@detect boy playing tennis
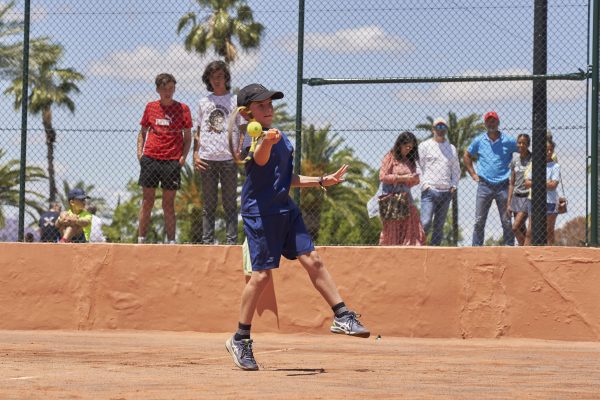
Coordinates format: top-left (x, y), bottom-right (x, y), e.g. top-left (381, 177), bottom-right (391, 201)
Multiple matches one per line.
top-left (225, 84), bottom-right (370, 371)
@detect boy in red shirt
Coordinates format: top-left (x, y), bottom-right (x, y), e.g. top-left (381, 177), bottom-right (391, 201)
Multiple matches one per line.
top-left (137, 73), bottom-right (192, 244)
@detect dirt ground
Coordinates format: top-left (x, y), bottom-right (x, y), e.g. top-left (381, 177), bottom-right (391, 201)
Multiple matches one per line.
top-left (1, 330), bottom-right (600, 400)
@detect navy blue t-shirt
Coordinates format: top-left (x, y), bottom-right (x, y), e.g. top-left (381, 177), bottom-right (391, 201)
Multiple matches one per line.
top-left (241, 132), bottom-right (298, 216)
top-left (39, 211), bottom-right (61, 242)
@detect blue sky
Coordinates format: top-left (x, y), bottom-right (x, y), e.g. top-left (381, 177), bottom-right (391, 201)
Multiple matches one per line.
top-left (0, 0), bottom-right (593, 244)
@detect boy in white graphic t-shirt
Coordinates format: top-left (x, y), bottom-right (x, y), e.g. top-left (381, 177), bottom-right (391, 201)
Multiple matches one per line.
top-left (193, 61), bottom-right (243, 244)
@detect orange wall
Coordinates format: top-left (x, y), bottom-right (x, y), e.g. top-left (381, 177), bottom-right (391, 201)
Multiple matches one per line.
top-left (1, 243), bottom-right (599, 341)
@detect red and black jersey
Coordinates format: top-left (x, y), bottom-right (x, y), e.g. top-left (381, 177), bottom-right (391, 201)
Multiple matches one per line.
top-left (140, 100), bottom-right (192, 160)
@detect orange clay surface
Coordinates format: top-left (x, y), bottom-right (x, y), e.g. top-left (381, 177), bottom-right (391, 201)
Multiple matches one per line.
top-left (2, 330), bottom-right (600, 399)
top-left (3, 243), bottom-right (600, 342)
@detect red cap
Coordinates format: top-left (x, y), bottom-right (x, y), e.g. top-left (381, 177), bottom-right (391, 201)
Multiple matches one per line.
top-left (483, 111), bottom-right (499, 122)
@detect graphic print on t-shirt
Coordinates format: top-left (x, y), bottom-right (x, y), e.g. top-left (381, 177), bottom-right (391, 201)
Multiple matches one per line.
top-left (207, 104), bottom-right (229, 134)
top-left (155, 115), bottom-right (171, 126)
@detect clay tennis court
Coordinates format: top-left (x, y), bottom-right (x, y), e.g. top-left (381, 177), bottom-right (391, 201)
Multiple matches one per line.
top-left (2, 330), bottom-right (600, 399)
top-left (2, 244), bottom-right (600, 398)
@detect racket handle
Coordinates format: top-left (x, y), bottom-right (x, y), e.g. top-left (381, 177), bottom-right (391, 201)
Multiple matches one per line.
top-left (244, 137), bottom-right (260, 162)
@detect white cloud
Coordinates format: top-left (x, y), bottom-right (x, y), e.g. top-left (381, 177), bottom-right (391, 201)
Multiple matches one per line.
top-left (280, 26), bottom-right (414, 54)
top-left (395, 68), bottom-right (586, 104)
top-left (88, 44), bottom-right (260, 92)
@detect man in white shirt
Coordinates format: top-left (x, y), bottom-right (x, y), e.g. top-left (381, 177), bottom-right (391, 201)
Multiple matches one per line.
top-left (418, 117), bottom-right (460, 245)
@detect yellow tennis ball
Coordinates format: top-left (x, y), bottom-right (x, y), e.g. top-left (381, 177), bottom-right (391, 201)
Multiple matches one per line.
top-left (247, 121), bottom-right (263, 138)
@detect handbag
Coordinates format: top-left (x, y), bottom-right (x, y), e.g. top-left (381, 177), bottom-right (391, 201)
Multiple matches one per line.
top-left (557, 176), bottom-right (567, 214)
top-left (557, 197), bottom-right (567, 214)
top-left (378, 192), bottom-right (410, 221)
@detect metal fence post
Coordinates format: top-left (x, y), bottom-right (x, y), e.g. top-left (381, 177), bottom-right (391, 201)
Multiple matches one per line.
top-left (293, 0), bottom-right (305, 205)
top-left (531, 0), bottom-right (548, 245)
top-left (591, 0), bottom-right (599, 246)
top-left (18, 0), bottom-right (31, 242)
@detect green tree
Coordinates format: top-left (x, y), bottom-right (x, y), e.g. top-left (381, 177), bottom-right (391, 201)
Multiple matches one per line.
top-left (5, 44), bottom-right (84, 203)
top-left (0, 149), bottom-right (47, 227)
top-left (299, 124), bottom-right (377, 243)
top-left (272, 103), bottom-right (295, 132)
top-left (176, 164), bottom-right (204, 243)
top-left (317, 167), bottom-right (381, 245)
top-left (416, 112), bottom-right (484, 245)
top-left (103, 180), bottom-right (164, 243)
top-left (484, 236), bottom-right (505, 246)
top-left (177, 0), bottom-right (264, 64)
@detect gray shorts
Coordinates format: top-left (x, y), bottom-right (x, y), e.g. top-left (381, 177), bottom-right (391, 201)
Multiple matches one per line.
top-left (510, 195), bottom-right (530, 213)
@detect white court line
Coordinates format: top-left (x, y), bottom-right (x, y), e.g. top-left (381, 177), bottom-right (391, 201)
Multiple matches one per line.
top-left (7, 376), bottom-right (38, 380)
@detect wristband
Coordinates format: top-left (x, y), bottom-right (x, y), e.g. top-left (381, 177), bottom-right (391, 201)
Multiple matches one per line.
top-left (318, 176), bottom-right (327, 192)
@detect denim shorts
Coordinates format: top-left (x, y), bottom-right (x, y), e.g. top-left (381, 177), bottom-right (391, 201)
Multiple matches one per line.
top-left (546, 202), bottom-right (558, 215)
top-left (527, 202), bottom-right (558, 215)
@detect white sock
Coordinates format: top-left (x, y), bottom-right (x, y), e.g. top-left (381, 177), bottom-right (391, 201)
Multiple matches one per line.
top-left (168, 240), bottom-right (176, 245)
top-left (137, 236), bottom-right (145, 244)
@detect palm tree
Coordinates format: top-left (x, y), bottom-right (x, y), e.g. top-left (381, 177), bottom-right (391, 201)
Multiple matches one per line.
top-left (416, 112), bottom-right (484, 245)
top-left (5, 44), bottom-right (84, 203)
top-left (0, 2), bottom-right (62, 77)
top-left (299, 124), bottom-right (376, 242)
top-left (177, 0), bottom-right (264, 64)
top-left (0, 149), bottom-right (47, 228)
top-left (317, 166), bottom-right (381, 245)
top-left (0, 1), bottom-right (23, 76)
top-left (272, 103), bottom-right (295, 133)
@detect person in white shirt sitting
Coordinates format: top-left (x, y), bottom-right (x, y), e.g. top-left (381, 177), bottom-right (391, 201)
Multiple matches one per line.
top-left (87, 205), bottom-right (106, 243)
top-left (418, 117), bottom-right (460, 245)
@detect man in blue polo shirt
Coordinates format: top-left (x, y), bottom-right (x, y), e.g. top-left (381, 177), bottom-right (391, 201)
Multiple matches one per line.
top-left (464, 111), bottom-right (517, 246)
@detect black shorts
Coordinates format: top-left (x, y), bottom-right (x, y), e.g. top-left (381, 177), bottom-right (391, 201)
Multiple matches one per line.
top-left (138, 155), bottom-right (181, 190)
top-left (71, 232), bottom-right (87, 243)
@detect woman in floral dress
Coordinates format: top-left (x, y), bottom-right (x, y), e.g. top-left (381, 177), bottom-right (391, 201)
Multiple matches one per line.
top-left (379, 131), bottom-right (426, 246)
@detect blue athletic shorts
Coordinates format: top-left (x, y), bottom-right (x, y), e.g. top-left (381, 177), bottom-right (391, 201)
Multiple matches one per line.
top-left (243, 207), bottom-right (315, 271)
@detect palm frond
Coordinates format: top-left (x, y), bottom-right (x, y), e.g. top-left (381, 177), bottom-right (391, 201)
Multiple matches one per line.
top-left (177, 12), bottom-right (197, 34)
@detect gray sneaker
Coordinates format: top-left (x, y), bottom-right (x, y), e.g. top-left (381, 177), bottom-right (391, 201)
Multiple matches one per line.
top-left (225, 336), bottom-right (259, 371)
top-left (330, 311), bottom-right (370, 338)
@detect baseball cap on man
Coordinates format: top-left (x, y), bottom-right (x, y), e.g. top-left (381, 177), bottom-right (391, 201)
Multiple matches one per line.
top-left (483, 111), bottom-right (500, 122)
top-left (237, 84), bottom-right (284, 108)
top-left (432, 117), bottom-right (448, 128)
top-left (68, 188), bottom-right (90, 200)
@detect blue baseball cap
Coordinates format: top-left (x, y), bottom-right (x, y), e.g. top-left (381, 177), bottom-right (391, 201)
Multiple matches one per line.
top-left (68, 188), bottom-right (90, 200)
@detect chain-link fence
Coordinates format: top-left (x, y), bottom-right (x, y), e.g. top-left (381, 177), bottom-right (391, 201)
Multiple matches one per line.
top-left (0, 0), bottom-right (597, 246)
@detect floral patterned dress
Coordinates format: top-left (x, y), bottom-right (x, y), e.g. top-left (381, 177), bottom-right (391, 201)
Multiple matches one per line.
top-left (378, 152), bottom-right (426, 246)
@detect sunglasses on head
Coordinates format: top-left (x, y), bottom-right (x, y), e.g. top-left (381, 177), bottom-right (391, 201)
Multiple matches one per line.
top-left (434, 124), bottom-right (448, 130)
